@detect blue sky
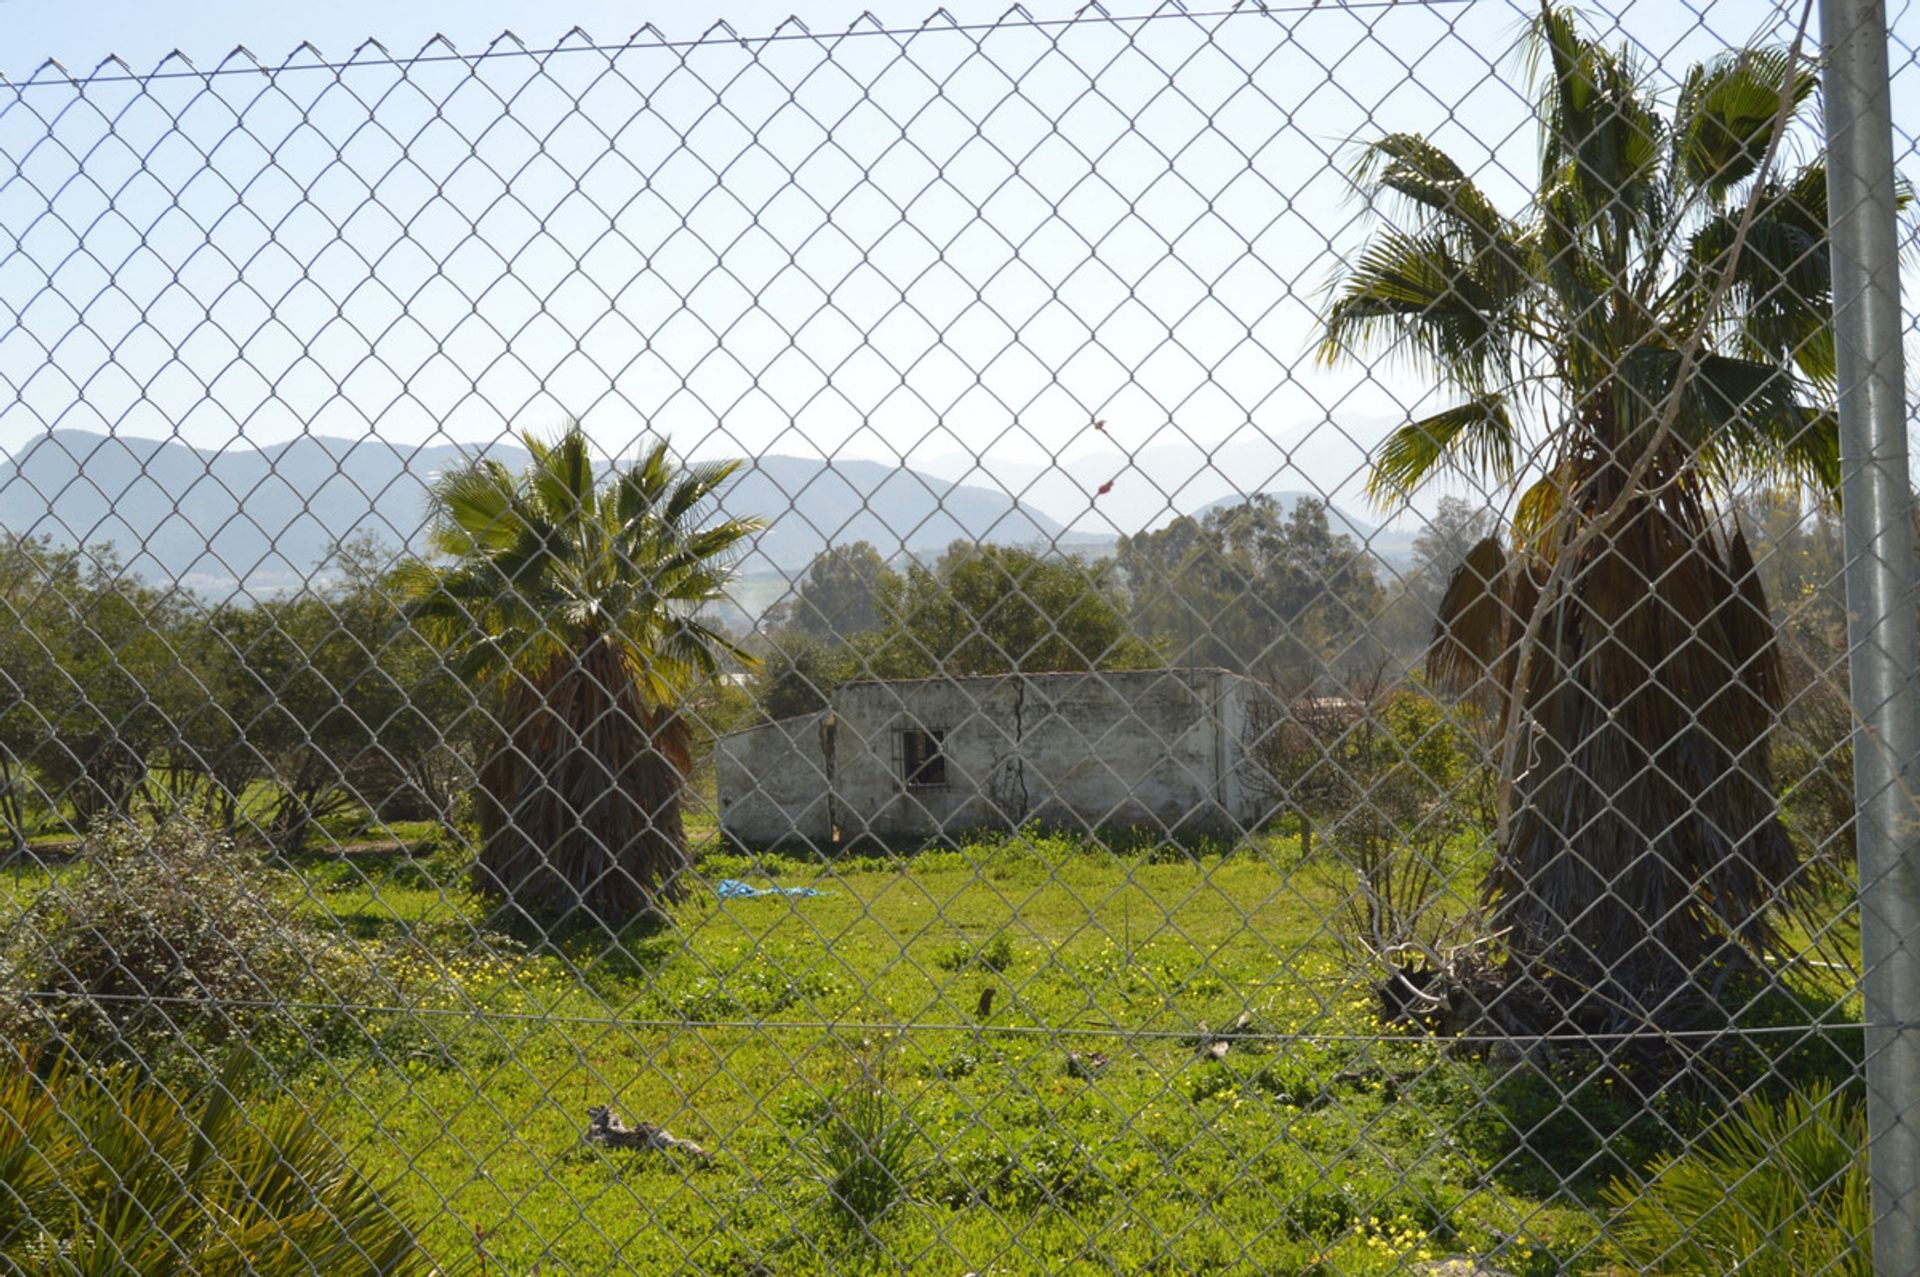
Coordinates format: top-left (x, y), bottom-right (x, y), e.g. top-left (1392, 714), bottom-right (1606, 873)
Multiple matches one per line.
top-left (0, 0), bottom-right (1910, 517)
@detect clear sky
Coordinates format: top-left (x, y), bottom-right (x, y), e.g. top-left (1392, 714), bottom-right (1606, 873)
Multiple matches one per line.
top-left (0, 0), bottom-right (1910, 504)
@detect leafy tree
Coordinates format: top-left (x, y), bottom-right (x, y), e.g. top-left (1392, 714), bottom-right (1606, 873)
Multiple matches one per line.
top-left (752, 542), bottom-right (898, 720)
top-left (767, 541), bottom-right (894, 639)
top-left (1408, 496), bottom-right (1499, 615)
top-left (0, 534), bottom-right (81, 847)
top-left (751, 631), bottom-right (868, 721)
top-left (867, 543), bottom-right (1153, 679)
top-left (7, 546), bottom-right (197, 828)
top-left (1115, 496), bottom-right (1382, 682)
top-left (404, 423), bottom-right (761, 929)
top-left (1320, 5), bottom-right (1845, 1017)
top-left (213, 572), bottom-right (451, 852)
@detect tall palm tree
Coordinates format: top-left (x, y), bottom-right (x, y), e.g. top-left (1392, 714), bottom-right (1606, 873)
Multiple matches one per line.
top-left (1319, 6), bottom-right (1843, 1022)
top-left (406, 422), bottom-right (762, 929)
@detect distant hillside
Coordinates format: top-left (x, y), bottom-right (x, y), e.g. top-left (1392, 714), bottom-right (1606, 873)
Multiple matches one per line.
top-left (0, 431), bottom-right (1074, 596)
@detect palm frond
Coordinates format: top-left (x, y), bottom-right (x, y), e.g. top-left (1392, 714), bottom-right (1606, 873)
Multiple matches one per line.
top-left (1616, 346), bottom-right (1838, 496)
top-left (1681, 170), bottom-right (1835, 383)
top-left (426, 460), bottom-right (523, 557)
top-left (1319, 229), bottom-right (1524, 388)
top-left (1529, 2), bottom-right (1665, 238)
top-left (1427, 535), bottom-right (1510, 698)
top-left (526, 421), bottom-right (599, 523)
top-left (661, 458), bottom-right (744, 527)
top-left (1364, 395), bottom-right (1519, 505)
top-left (1511, 464), bottom-right (1574, 554)
top-left (1350, 133), bottom-right (1509, 244)
top-left (1673, 47), bottom-right (1816, 202)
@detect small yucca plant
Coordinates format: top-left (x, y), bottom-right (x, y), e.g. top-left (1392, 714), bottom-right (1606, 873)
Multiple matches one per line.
top-left (0, 1052), bottom-right (448, 1276)
top-left (1604, 1084), bottom-right (1868, 1276)
top-left (797, 1080), bottom-right (932, 1230)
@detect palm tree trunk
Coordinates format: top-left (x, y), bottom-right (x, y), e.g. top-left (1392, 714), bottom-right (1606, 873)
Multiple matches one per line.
top-left (473, 638), bottom-right (690, 930)
top-left (1490, 479), bottom-right (1802, 1021)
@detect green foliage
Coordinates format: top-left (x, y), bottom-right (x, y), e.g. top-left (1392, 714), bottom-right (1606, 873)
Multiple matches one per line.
top-left (0, 808), bottom-right (349, 1064)
top-left (1605, 1085), bottom-right (1868, 1276)
top-left (750, 542), bottom-right (1154, 721)
top-left (0, 535), bottom-right (198, 828)
top-left (0, 1052), bottom-right (446, 1276)
top-left (403, 419), bottom-right (763, 926)
top-left (1116, 495), bottom-right (1382, 682)
top-left (931, 932), bottom-right (1017, 974)
top-left (209, 538), bottom-right (476, 851)
top-left (795, 1078), bottom-right (933, 1230)
top-left (869, 542), bottom-right (1153, 679)
top-left (751, 630), bottom-right (869, 720)
top-left (767, 541), bottom-right (894, 640)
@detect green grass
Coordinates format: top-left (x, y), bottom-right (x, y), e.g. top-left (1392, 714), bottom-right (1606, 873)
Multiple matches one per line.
top-left (1, 823), bottom-right (1861, 1275)
top-left (259, 831), bottom-right (1607, 1276)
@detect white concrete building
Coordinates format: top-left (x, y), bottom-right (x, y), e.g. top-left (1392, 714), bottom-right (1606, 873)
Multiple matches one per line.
top-left (715, 668), bottom-right (1276, 850)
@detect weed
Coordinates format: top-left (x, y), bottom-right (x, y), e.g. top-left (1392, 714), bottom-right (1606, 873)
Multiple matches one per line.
top-left (795, 1079), bottom-right (932, 1230)
top-left (932, 931), bottom-right (1018, 974)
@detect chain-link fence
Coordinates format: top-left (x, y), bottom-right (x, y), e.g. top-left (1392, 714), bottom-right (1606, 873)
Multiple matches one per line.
top-left (0, 0), bottom-right (1914, 1271)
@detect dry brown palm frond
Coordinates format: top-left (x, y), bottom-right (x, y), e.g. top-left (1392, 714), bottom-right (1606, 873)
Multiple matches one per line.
top-left (473, 637), bottom-right (689, 931)
top-left (1721, 520), bottom-right (1783, 715)
top-left (1428, 535), bottom-right (1509, 699)
top-left (1484, 488), bottom-right (1825, 1002)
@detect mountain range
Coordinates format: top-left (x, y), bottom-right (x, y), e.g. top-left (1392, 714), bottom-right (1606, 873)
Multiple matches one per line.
top-left (0, 428), bottom-right (1416, 605)
top-left (0, 430), bottom-right (1089, 597)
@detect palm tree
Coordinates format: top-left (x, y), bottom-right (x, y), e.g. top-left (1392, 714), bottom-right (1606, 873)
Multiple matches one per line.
top-left (1318, 5), bottom-right (1842, 1024)
top-left (406, 422), bottom-right (762, 929)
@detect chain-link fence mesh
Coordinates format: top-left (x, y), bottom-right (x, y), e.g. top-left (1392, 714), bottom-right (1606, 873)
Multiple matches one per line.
top-left (0, 0), bottom-right (1914, 1271)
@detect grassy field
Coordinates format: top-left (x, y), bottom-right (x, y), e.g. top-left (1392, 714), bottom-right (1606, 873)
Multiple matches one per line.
top-left (297, 834), bottom-right (1579, 1275)
top-left (0, 821), bottom-right (1860, 1276)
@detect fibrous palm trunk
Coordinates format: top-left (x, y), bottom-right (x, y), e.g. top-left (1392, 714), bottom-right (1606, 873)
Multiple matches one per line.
top-left (1447, 463), bottom-right (1810, 1027)
top-left (473, 639), bottom-right (690, 930)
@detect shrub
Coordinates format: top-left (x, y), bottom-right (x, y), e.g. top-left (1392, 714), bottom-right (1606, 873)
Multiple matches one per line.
top-left (0, 1052), bottom-right (446, 1275)
top-left (1604, 1085), bottom-right (1868, 1276)
top-left (1, 808), bottom-right (343, 1061)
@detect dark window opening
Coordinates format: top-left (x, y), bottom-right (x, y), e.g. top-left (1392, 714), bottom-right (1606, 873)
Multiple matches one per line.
top-left (901, 728), bottom-right (947, 788)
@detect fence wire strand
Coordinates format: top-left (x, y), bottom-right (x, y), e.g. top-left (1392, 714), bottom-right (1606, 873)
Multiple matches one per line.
top-left (0, 0), bottom-right (1914, 1273)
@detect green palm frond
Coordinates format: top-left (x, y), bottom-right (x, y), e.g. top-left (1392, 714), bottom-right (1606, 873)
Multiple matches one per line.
top-left (525, 421), bottom-right (598, 524)
top-left (1682, 175), bottom-right (1833, 364)
top-left (1530, 2), bottom-right (1666, 241)
top-left (1350, 133), bottom-right (1508, 242)
top-left (425, 460), bottom-right (523, 558)
top-left (1364, 395), bottom-right (1518, 505)
top-left (1673, 47), bottom-right (1816, 202)
top-left (1319, 230), bottom-right (1520, 388)
top-left (1616, 347), bottom-right (1839, 497)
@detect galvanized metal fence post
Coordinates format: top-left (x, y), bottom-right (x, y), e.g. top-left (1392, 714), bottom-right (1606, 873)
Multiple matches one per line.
top-left (1822, 0), bottom-right (1920, 1268)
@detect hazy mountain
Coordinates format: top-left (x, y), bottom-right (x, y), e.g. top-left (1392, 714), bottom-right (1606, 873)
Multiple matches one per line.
top-left (912, 414), bottom-right (1405, 538)
top-left (0, 431), bottom-right (1078, 597)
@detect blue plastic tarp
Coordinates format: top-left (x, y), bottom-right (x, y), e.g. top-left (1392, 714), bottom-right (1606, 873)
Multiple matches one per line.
top-left (714, 878), bottom-right (824, 900)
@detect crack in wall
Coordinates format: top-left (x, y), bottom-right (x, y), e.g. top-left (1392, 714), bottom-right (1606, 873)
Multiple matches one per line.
top-left (1012, 677), bottom-right (1029, 822)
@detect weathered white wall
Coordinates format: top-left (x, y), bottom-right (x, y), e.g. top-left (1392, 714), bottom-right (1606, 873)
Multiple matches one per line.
top-left (715, 710), bottom-right (835, 849)
top-left (717, 669), bottom-right (1273, 850)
